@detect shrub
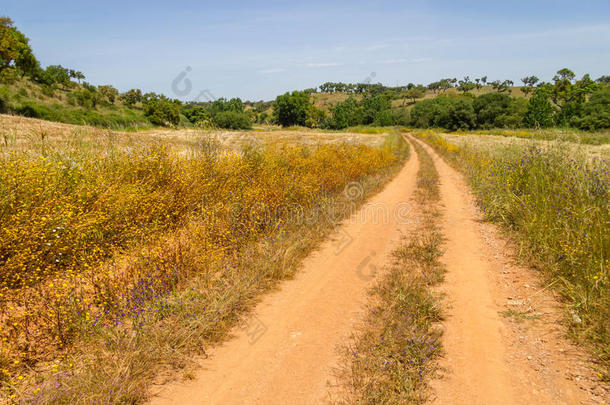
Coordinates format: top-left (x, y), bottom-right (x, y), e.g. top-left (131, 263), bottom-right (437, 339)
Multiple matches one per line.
top-left (144, 99), bottom-right (180, 126)
top-left (523, 88), bottom-right (555, 128)
top-left (212, 111), bottom-right (252, 129)
top-left (273, 91), bottom-right (311, 127)
top-left (328, 96), bottom-right (363, 129)
top-left (572, 88), bottom-right (610, 130)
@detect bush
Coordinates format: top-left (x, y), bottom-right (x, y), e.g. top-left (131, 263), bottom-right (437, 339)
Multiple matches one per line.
top-left (571, 88), bottom-right (610, 130)
top-left (212, 111), bottom-right (252, 129)
top-left (144, 99), bottom-right (180, 126)
top-left (473, 93), bottom-right (512, 128)
top-left (410, 96), bottom-right (474, 131)
top-left (524, 88), bottom-right (555, 128)
top-left (273, 91), bottom-right (311, 127)
top-left (328, 96), bottom-right (363, 129)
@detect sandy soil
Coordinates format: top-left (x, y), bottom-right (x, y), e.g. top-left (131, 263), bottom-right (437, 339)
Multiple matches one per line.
top-left (149, 142), bottom-right (420, 404)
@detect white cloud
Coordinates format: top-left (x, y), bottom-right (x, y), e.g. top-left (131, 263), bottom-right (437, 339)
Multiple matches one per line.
top-left (258, 67), bottom-right (286, 74)
top-left (306, 62), bottom-right (341, 68)
top-left (381, 58), bottom-right (408, 64)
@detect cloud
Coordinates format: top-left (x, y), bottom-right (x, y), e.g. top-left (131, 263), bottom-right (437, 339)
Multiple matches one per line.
top-left (258, 67), bottom-right (286, 74)
top-left (366, 44), bottom-right (390, 51)
top-left (381, 58), bottom-right (408, 64)
top-left (306, 62), bottom-right (341, 68)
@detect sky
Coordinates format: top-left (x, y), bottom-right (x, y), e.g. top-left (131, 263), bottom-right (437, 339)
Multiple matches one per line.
top-left (4, 0), bottom-right (610, 101)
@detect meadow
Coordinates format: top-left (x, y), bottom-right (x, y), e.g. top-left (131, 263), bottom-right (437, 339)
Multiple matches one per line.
top-left (415, 130), bottom-right (609, 373)
top-left (0, 116), bottom-right (408, 402)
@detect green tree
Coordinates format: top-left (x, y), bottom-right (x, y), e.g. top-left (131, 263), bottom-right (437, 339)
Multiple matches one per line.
top-left (404, 85), bottom-right (426, 104)
top-left (329, 96), bottom-right (362, 129)
top-left (273, 91), bottom-right (311, 127)
top-left (44, 65), bottom-right (71, 88)
top-left (144, 99), bottom-right (180, 126)
top-left (98, 85), bottom-right (119, 103)
top-left (520, 75), bottom-right (539, 95)
top-left (120, 88), bottom-right (143, 106)
top-left (571, 87), bottom-right (610, 130)
top-left (362, 95), bottom-right (390, 124)
top-left (523, 88), bottom-right (554, 128)
top-left (457, 76), bottom-right (477, 94)
top-left (0, 17), bottom-right (39, 77)
top-left (305, 104), bottom-right (326, 128)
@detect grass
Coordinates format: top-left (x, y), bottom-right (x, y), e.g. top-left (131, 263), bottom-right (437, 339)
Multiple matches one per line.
top-left (466, 127), bottom-right (610, 145)
top-left (334, 138), bottom-right (445, 404)
top-left (1, 79), bottom-right (151, 130)
top-left (0, 122), bottom-right (409, 402)
top-left (416, 130), bottom-right (609, 379)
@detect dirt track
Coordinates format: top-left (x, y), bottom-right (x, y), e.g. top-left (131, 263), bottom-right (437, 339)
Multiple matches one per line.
top-left (150, 137), bottom-right (606, 404)
top-left (150, 142), bottom-right (421, 404)
top-left (415, 138), bottom-right (605, 404)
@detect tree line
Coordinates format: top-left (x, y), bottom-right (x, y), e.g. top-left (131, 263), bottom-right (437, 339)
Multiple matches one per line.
top-left (1, 17), bottom-right (608, 131)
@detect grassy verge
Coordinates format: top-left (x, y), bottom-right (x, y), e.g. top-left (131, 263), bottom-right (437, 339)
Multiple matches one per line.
top-left (1, 132), bottom-right (409, 403)
top-left (334, 138), bottom-right (445, 404)
top-left (416, 130), bottom-right (609, 379)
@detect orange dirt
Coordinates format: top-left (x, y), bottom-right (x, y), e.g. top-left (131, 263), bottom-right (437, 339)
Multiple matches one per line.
top-left (149, 136), bottom-right (607, 405)
top-left (149, 144), bottom-right (421, 404)
top-left (412, 137), bottom-right (606, 405)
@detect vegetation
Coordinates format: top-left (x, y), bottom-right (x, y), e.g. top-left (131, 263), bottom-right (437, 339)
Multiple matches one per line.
top-left (417, 130), bottom-right (609, 377)
top-left (337, 139), bottom-right (445, 403)
top-left (0, 124), bottom-right (409, 402)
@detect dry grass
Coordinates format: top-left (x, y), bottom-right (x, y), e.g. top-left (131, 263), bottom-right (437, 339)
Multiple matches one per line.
top-left (417, 130), bottom-right (609, 379)
top-left (334, 138), bottom-right (445, 404)
top-left (0, 115), bottom-right (409, 403)
top-left (0, 114), bottom-right (388, 156)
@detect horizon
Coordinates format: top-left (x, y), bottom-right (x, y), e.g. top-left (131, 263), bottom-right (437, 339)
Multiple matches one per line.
top-left (4, 0), bottom-right (610, 101)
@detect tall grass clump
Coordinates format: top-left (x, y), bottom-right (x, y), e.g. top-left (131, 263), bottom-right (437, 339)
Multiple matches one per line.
top-left (417, 130), bottom-right (609, 373)
top-left (0, 133), bottom-right (409, 402)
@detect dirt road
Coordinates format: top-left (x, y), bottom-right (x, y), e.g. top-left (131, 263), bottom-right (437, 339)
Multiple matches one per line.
top-left (414, 138), bottom-right (604, 404)
top-left (150, 137), bottom-right (605, 405)
top-left (150, 144), bottom-right (421, 404)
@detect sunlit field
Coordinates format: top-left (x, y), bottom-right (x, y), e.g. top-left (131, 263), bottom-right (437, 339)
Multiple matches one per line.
top-left (0, 115), bottom-right (408, 402)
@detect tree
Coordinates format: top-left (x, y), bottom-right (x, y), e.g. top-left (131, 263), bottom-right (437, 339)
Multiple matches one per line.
top-left (361, 95), bottom-right (391, 124)
top-left (44, 65), bottom-right (71, 88)
top-left (571, 87), bottom-right (610, 130)
top-left (212, 111), bottom-right (252, 129)
top-left (98, 85), bottom-right (119, 103)
top-left (0, 17), bottom-right (39, 78)
top-left (520, 76), bottom-right (539, 95)
top-left (273, 91), bottom-right (311, 127)
top-left (457, 76), bottom-right (476, 94)
top-left (328, 96), bottom-right (362, 129)
top-left (404, 85), bottom-right (426, 104)
top-left (120, 88), bottom-right (143, 106)
top-left (523, 88), bottom-right (554, 128)
top-left (473, 93), bottom-right (512, 128)
top-left (427, 81), bottom-right (441, 94)
top-left (144, 99), bottom-right (181, 126)
top-left (490, 80), bottom-right (513, 93)
top-left (596, 75), bottom-right (610, 84)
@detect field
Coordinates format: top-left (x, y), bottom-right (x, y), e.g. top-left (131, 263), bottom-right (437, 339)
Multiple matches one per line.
top-left (0, 114), bottom-right (408, 402)
top-left (0, 113), bottom-right (608, 403)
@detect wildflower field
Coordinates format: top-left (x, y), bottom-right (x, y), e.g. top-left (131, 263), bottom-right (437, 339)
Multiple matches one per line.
top-left (416, 130), bottom-right (609, 373)
top-left (0, 120), bottom-right (408, 403)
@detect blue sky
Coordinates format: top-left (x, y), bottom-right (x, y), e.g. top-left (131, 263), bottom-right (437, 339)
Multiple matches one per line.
top-left (4, 0), bottom-right (610, 100)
